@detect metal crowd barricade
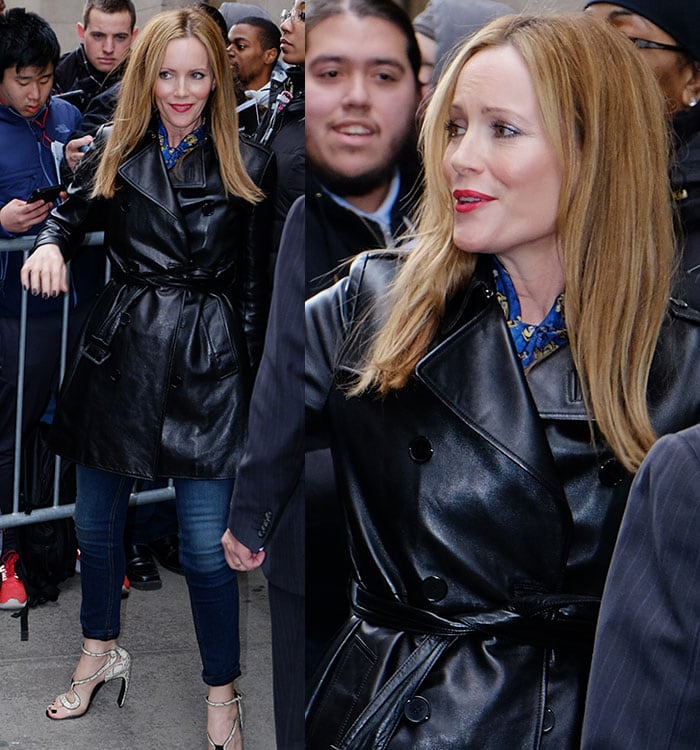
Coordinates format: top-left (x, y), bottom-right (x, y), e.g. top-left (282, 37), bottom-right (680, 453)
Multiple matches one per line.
top-left (0, 233), bottom-right (174, 532)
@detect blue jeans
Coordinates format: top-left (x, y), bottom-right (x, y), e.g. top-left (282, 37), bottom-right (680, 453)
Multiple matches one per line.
top-left (74, 465), bottom-right (239, 686)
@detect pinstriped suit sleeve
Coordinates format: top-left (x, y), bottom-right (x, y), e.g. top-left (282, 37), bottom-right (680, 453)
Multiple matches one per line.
top-left (582, 424), bottom-right (700, 749)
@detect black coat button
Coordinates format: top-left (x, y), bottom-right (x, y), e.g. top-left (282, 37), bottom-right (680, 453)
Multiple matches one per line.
top-left (170, 374), bottom-right (183, 389)
top-left (202, 201), bottom-right (215, 216)
top-left (422, 576), bottom-right (448, 602)
top-left (119, 312), bottom-right (131, 326)
top-left (109, 368), bottom-right (121, 382)
top-left (408, 436), bottom-right (433, 463)
top-left (404, 695), bottom-right (430, 724)
top-left (598, 457), bottom-right (625, 486)
top-left (542, 706), bottom-right (555, 733)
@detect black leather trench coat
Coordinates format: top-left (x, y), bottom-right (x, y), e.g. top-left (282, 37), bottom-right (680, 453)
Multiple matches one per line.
top-left (34, 126), bottom-right (274, 479)
top-left (305, 252), bottom-right (700, 749)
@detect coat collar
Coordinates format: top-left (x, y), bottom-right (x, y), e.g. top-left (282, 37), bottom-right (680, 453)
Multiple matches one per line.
top-left (117, 127), bottom-right (208, 220)
top-left (415, 275), bottom-right (568, 497)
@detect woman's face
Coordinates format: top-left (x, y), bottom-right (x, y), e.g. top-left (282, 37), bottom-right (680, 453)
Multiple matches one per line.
top-left (280, 0), bottom-right (306, 65)
top-left (442, 45), bottom-right (562, 267)
top-left (154, 36), bottom-right (214, 144)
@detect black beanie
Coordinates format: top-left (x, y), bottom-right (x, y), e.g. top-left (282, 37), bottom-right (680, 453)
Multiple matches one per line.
top-left (584, 0), bottom-right (700, 62)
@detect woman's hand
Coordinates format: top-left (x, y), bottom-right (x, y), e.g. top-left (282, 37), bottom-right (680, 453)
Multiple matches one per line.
top-left (20, 244), bottom-right (68, 298)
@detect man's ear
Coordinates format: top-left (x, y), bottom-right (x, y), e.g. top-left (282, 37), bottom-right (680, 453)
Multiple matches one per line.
top-left (263, 48), bottom-right (278, 66)
top-left (682, 62), bottom-right (700, 109)
top-left (77, 21), bottom-right (86, 44)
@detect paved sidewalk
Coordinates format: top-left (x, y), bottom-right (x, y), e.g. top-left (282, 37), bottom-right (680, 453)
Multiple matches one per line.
top-left (0, 565), bottom-right (275, 749)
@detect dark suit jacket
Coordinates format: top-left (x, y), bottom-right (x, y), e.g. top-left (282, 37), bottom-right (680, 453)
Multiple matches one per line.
top-left (227, 196), bottom-right (304, 596)
top-left (582, 423), bottom-right (700, 749)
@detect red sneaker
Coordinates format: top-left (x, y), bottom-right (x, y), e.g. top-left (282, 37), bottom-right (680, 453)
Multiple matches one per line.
top-left (0, 550), bottom-right (28, 610)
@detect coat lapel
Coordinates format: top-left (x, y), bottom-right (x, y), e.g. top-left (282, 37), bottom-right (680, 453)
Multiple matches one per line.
top-left (415, 283), bottom-right (564, 497)
top-left (118, 136), bottom-right (183, 220)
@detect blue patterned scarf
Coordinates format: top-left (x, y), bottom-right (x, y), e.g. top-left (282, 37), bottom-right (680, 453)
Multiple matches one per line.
top-left (157, 118), bottom-right (206, 170)
top-left (492, 258), bottom-right (568, 369)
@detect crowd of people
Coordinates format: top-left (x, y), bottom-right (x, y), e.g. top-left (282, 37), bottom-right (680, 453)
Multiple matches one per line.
top-left (2, 0), bottom-right (700, 748)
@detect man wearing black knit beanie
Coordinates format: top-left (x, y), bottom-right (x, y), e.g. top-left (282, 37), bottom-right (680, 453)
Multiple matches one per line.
top-left (584, 1), bottom-right (700, 309)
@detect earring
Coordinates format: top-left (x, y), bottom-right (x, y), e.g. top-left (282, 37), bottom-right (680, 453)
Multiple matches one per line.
top-left (690, 97), bottom-right (698, 108)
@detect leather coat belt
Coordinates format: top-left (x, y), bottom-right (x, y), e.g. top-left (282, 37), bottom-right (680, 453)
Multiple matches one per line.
top-left (114, 268), bottom-right (236, 292)
top-left (82, 269), bottom-right (236, 366)
top-left (351, 581), bottom-right (600, 645)
top-left (331, 583), bottom-right (601, 750)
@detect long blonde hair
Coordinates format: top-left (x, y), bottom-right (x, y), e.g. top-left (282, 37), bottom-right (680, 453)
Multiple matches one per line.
top-left (353, 14), bottom-right (675, 472)
top-left (91, 7), bottom-right (262, 202)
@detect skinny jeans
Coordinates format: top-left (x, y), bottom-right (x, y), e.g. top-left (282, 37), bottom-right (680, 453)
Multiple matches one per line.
top-left (74, 465), bottom-right (239, 686)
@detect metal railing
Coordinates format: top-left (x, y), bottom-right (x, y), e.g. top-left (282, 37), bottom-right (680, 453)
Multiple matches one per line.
top-left (0, 233), bottom-right (174, 530)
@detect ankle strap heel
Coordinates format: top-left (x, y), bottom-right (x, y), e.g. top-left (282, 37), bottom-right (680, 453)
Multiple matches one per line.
top-left (206, 691), bottom-right (243, 749)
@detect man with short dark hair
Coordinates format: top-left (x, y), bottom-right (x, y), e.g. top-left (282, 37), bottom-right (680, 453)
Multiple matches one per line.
top-left (53, 0), bottom-right (138, 112)
top-left (227, 16), bottom-right (281, 106)
top-left (303, 0), bottom-right (422, 676)
top-left (305, 0), bottom-right (422, 298)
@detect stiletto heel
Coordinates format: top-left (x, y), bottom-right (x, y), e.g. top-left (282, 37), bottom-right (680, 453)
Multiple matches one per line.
top-left (46, 644), bottom-right (132, 720)
top-left (205, 691), bottom-right (243, 749)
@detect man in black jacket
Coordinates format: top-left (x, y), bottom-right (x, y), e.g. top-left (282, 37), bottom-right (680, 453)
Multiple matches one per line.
top-left (223, 197), bottom-right (304, 750)
top-left (303, 0), bottom-right (423, 676)
top-left (305, 0), bottom-right (422, 299)
top-left (53, 0), bottom-right (137, 113)
top-left (254, 0), bottom-right (305, 266)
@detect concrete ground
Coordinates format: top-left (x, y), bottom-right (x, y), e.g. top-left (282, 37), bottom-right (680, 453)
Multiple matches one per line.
top-left (0, 565), bottom-right (275, 749)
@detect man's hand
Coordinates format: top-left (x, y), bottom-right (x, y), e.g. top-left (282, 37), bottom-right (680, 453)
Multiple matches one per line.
top-left (221, 529), bottom-right (266, 572)
top-left (65, 134), bottom-right (93, 172)
top-left (0, 198), bottom-right (53, 234)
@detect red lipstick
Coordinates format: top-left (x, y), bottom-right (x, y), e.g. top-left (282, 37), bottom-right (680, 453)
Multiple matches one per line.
top-left (453, 189), bottom-right (495, 213)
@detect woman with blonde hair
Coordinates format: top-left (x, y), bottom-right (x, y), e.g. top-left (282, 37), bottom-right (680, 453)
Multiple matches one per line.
top-left (22, 7), bottom-right (273, 748)
top-left (305, 13), bottom-right (700, 749)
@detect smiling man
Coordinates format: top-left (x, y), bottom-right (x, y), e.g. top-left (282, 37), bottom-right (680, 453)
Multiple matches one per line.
top-left (54, 0), bottom-right (138, 113)
top-left (305, 0), bottom-right (421, 297)
top-left (303, 0), bottom-right (423, 681)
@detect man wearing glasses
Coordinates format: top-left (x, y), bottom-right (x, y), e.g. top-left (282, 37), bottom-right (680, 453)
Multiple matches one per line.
top-left (585, 1), bottom-right (700, 310)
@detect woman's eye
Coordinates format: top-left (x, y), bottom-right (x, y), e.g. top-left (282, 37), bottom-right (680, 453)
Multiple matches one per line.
top-left (492, 122), bottom-right (519, 138)
top-left (445, 121), bottom-right (466, 138)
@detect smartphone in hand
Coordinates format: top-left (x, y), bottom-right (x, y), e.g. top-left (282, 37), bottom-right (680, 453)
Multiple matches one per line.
top-left (28, 184), bottom-right (65, 203)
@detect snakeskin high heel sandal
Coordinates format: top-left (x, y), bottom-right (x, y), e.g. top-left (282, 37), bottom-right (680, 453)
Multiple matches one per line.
top-left (206, 691), bottom-right (243, 749)
top-left (46, 644), bottom-right (131, 720)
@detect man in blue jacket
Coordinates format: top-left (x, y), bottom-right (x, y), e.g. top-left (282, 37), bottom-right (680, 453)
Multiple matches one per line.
top-left (0, 8), bottom-right (95, 609)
